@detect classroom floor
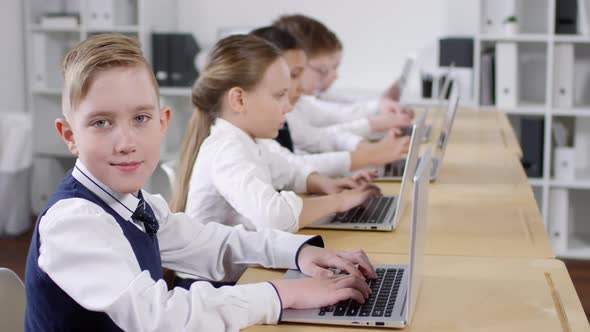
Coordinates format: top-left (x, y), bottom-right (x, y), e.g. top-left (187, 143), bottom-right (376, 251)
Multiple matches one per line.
top-left (1, 221), bottom-right (589, 320)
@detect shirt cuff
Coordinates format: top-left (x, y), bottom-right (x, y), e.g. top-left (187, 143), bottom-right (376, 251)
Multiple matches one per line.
top-left (295, 235), bottom-right (325, 270)
top-left (341, 134), bottom-right (365, 152)
top-left (239, 282), bottom-right (283, 325)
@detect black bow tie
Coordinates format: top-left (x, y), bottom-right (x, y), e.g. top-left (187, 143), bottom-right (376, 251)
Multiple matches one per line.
top-left (132, 194), bottom-right (159, 235)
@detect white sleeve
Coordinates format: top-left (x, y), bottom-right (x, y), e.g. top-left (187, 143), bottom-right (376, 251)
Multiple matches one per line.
top-left (297, 96), bottom-right (379, 126)
top-left (38, 198), bottom-right (322, 331)
top-left (287, 111), bottom-right (365, 153)
top-left (210, 141), bottom-right (303, 232)
top-left (258, 139), bottom-right (316, 192)
top-left (260, 139), bottom-right (351, 177)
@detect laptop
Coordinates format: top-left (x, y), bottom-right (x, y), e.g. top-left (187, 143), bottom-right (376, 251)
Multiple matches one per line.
top-left (376, 109), bottom-right (427, 181)
top-left (307, 112), bottom-right (424, 231)
top-left (281, 145), bottom-right (432, 328)
top-left (428, 83), bottom-right (460, 180)
top-left (385, 83), bottom-right (460, 181)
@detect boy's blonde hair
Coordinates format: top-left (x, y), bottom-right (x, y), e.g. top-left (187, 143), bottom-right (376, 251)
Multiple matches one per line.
top-left (61, 33), bottom-right (158, 118)
top-left (272, 14), bottom-right (342, 57)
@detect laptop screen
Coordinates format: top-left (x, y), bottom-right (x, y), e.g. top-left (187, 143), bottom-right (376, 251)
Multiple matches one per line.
top-left (406, 144), bottom-right (432, 323)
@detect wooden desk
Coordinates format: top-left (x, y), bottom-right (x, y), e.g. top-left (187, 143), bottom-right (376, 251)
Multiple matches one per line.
top-left (432, 107), bottom-right (522, 157)
top-left (240, 255), bottom-right (589, 331)
top-left (300, 185), bottom-right (554, 258)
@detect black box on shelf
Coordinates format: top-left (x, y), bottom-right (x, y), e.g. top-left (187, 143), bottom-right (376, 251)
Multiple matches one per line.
top-left (151, 33), bottom-right (200, 87)
top-left (520, 117), bottom-right (545, 178)
top-left (556, 0), bottom-right (578, 34)
top-left (439, 37), bottom-right (474, 68)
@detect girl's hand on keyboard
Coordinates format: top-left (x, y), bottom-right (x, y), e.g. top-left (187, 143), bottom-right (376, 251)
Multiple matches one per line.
top-left (297, 245), bottom-right (377, 280)
top-left (336, 183), bottom-right (381, 213)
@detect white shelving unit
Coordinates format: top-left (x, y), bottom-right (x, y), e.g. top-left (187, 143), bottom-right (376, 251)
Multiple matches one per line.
top-left (476, 0), bottom-right (590, 258)
top-left (24, 0), bottom-right (188, 214)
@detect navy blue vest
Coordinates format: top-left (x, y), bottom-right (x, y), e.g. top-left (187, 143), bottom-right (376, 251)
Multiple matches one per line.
top-left (275, 122), bottom-right (294, 152)
top-left (24, 171), bottom-right (163, 331)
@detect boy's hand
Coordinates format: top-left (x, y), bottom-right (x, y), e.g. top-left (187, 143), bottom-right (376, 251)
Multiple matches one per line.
top-left (382, 80), bottom-right (401, 102)
top-left (297, 245), bottom-right (377, 280)
top-left (271, 274), bottom-right (371, 309)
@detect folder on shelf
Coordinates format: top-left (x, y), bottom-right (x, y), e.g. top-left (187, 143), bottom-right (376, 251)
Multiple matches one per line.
top-left (549, 188), bottom-right (570, 254)
top-left (31, 33), bottom-right (47, 90)
top-left (579, 0), bottom-right (590, 35)
top-left (553, 43), bottom-right (574, 108)
top-left (495, 42), bottom-right (518, 108)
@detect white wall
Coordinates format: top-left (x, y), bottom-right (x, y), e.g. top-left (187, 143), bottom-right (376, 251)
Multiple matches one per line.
top-left (177, 0), bottom-right (477, 98)
top-left (0, 0), bottom-right (26, 113)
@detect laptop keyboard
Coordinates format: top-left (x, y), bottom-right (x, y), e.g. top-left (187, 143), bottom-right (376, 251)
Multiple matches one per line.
top-left (332, 196), bottom-right (395, 224)
top-left (318, 268), bottom-right (405, 317)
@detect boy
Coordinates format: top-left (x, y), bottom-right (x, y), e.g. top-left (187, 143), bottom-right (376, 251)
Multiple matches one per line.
top-left (24, 33), bottom-right (375, 331)
top-left (272, 14), bottom-right (414, 154)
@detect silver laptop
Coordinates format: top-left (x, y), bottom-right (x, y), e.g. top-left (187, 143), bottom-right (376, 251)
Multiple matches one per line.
top-left (397, 55), bottom-right (415, 101)
top-left (428, 83), bottom-right (460, 180)
top-left (306, 114), bottom-right (424, 231)
top-left (377, 109), bottom-right (428, 181)
top-left (281, 145), bottom-right (432, 328)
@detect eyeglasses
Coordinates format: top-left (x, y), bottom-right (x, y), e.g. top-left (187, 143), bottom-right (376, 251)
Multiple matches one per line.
top-left (307, 63), bottom-right (331, 78)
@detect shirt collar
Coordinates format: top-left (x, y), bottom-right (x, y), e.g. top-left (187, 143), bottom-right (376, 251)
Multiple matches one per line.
top-left (211, 118), bottom-right (261, 155)
top-left (72, 159), bottom-right (141, 221)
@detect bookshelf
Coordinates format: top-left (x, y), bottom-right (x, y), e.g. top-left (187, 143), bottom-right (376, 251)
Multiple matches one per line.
top-left (24, 0), bottom-right (188, 214)
top-left (475, 0), bottom-right (590, 258)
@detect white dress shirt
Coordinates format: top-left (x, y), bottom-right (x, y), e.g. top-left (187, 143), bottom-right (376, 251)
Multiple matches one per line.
top-left (185, 118), bottom-right (315, 233)
top-left (37, 159), bottom-right (320, 331)
top-left (295, 95), bottom-right (380, 127)
top-left (286, 96), bottom-right (377, 154)
top-left (259, 139), bottom-right (352, 177)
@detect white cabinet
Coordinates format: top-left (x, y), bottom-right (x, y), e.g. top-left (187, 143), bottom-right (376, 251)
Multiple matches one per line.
top-left (476, 0), bottom-right (590, 258)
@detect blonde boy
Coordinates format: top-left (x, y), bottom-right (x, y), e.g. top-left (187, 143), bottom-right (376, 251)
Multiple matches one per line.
top-left (24, 34), bottom-right (375, 331)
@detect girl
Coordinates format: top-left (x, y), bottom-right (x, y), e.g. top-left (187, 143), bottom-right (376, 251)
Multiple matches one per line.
top-left (170, 34), bottom-right (381, 234)
top-left (272, 14), bottom-right (415, 155)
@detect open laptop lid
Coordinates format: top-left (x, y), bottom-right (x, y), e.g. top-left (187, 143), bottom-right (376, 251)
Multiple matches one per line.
top-left (405, 144), bottom-right (432, 324)
top-left (390, 109), bottom-right (428, 227)
top-left (397, 55), bottom-right (415, 101)
top-left (434, 84), bottom-right (460, 166)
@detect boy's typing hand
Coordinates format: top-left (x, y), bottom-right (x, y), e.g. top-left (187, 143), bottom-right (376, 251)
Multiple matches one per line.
top-left (297, 245), bottom-right (377, 280)
top-left (271, 274), bottom-right (371, 309)
top-left (369, 106), bottom-right (413, 132)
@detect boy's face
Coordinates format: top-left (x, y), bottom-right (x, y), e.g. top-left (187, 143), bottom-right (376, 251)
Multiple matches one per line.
top-left (282, 49), bottom-right (307, 106)
top-left (302, 50), bottom-right (342, 95)
top-left (56, 66), bottom-right (170, 194)
top-left (240, 58), bottom-right (291, 139)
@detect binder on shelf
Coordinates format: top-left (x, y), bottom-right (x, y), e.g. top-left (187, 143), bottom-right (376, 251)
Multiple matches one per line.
top-left (495, 42), bottom-right (518, 108)
top-left (520, 116), bottom-right (544, 178)
top-left (31, 33), bottom-right (47, 90)
top-left (579, 0), bottom-right (590, 35)
top-left (151, 33), bottom-right (200, 87)
top-left (549, 188), bottom-right (570, 254)
top-left (480, 48), bottom-right (495, 105)
top-left (554, 44), bottom-right (574, 108)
